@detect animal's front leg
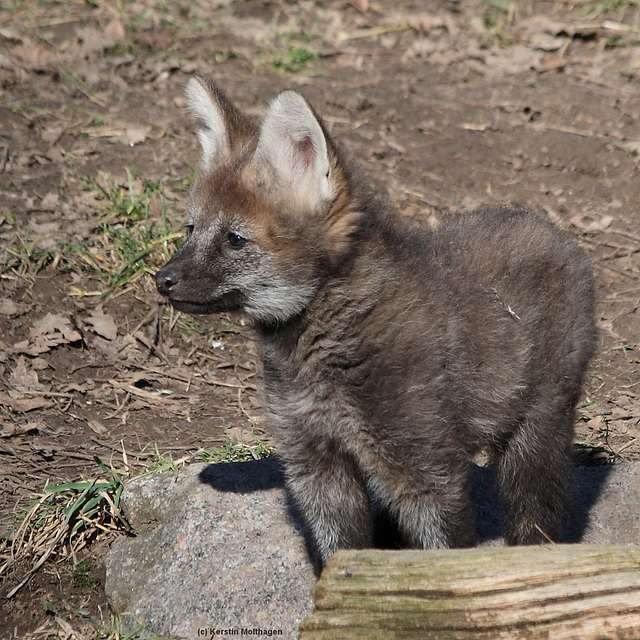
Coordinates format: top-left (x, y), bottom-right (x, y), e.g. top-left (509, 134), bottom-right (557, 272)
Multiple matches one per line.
top-left (284, 444), bottom-right (372, 565)
top-left (374, 453), bottom-right (476, 550)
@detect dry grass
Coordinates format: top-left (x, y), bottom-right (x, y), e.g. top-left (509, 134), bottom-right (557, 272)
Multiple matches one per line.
top-left (17, 610), bottom-right (145, 640)
top-left (0, 457), bottom-right (131, 599)
top-left (1, 437), bottom-right (274, 602)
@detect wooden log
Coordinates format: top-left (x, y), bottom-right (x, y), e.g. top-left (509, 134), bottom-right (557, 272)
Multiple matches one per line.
top-left (299, 545), bottom-right (640, 640)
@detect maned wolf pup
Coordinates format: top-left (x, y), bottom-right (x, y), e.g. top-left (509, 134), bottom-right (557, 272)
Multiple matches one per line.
top-left (156, 75), bottom-right (596, 564)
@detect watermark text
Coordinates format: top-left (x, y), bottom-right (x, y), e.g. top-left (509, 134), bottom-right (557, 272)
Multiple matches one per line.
top-left (197, 628), bottom-right (283, 637)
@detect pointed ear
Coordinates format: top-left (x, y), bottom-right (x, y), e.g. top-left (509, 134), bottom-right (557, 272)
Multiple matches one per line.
top-left (254, 90), bottom-right (332, 207)
top-left (185, 75), bottom-right (256, 170)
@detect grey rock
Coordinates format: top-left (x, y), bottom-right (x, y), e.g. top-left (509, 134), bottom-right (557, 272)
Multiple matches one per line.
top-left (105, 457), bottom-right (315, 640)
top-left (105, 459), bottom-right (640, 640)
top-left (571, 462), bottom-right (640, 544)
top-left (473, 461), bottom-right (640, 545)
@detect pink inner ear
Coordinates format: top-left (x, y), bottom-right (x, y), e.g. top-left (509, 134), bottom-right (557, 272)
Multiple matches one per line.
top-left (297, 136), bottom-right (316, 169)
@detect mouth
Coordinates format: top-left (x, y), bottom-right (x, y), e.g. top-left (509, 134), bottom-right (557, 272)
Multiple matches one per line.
top-left (166, 290), bottom-right (244, 315)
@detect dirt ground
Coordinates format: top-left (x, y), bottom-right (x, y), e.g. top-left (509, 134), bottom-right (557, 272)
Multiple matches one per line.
top-left (1, 0), bottom-right (639, 636)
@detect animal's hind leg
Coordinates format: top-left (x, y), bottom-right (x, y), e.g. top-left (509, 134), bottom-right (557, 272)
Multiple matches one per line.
top-left (495, 399), bottom-right (575, 545)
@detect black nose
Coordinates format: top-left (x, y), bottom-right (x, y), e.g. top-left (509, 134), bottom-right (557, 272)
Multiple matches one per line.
top-left (155, 267), bottom-right (179, 296)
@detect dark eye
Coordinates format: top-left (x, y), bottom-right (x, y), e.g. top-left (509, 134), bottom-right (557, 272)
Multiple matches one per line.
top-left (227, 232), bottom-right (246, 249)
top-left (185, 224), bottom-right (194, 238)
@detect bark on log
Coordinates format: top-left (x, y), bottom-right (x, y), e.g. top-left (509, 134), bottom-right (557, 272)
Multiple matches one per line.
top-left (299, 545), bottom-right (640, 640)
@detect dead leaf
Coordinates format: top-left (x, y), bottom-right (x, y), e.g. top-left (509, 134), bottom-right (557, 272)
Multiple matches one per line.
top-left (123, 126), bottom-right (149, 146)
top-left (530, 34), bottom-right (566, 52)
top-left (407, 14), bottom-right (446, 32)
top-left (0, 392), bottom-right (13, 409)
top-left (31, 357), bottom-right (50, 371)
top-left (40, 193), bottom-right (59, 211)
top-left (610, 406), bottom-right (634, 420)
top-left (350, 0), bottom-right (369, 11)
top-left (12, 340), bottom-right (41, 357)
top-left (61, 381), bottom-right (92, 394)
top-left (584, 416), bottom-right (606, 431)
top-left (226, 426), bottom-right (254, 443)
top-left (0, 52), bottom-right (15, 72)
top-left (133, 28), bottom-right (173, 50)
top-left (82, 125), bottom-right (125, 140)
top-left (32, 313), bottom-right (81, 342)
top-left (14, 313), bottom-right (82, 356)
top-left (8, 396), bottom-right (54, 412)
top-left (82, 123), bottom-right (163, 145)
top-left (540, 54), bottom-right (567, 70)
top-left (521, 15), bottom-right (600, 39)
top-left (11, 40), bottom-right (56, 70)
top-left (462, 122), bottom-right (490, 132)
top-left (616, 139), bottom-right (640, 155)
top-left (570, 214), bottom-right (614, 233)
top-left (0, 27), bottom-right (22, 43)
top-left (1, 422), bottom-right (40, 438)
top-left (481, 45), bottom-right (544, 77)
top-left (87, 419), bottom-right (108, 435)
top-left (21, 225), bottom-right (59, 251)
top-left (9, 357), bottom-right (46, 393)
top-left (105, 19), bottom-right (126, 43)
top-left (338, 24), bottom-right (412, 42)
top-left (403, 37), bottom-right (452, 60)
top-left (522, 15), bottom-right (571, 37)
top-left (41, 126), bottom-right (64, 145)
top-left (86, 306), bottom-right (118, 341)
top-left (75, 26), bottom-right (114, 57)
top-left (0, 298), bottom-right (19, 316)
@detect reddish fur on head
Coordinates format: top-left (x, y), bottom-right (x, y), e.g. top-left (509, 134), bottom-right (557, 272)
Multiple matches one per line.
top-left (155, 76), bottom-right (362, 324)
top-left (192, 74), bottom-right (360, 266)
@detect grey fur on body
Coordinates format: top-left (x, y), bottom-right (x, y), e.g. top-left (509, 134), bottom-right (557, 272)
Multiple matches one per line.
top-left (155, 75), bottom-right (596, 565)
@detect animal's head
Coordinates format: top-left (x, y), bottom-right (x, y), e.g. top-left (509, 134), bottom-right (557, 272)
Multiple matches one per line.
top-left (155, 75), bottom-right (360, 325)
